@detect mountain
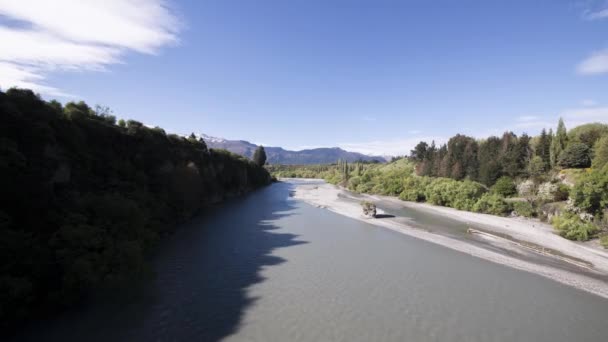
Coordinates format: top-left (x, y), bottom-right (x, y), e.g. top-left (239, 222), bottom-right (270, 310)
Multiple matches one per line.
top-left (200, 134), bottom-right (386, 165)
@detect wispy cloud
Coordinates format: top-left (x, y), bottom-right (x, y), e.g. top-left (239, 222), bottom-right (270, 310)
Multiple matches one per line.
top-left (582, 99), bottom-right (598, 107)
top-left (583, 7), bottom-right (608, 20)
top-left (577, 49), bottom-right (608, 75)
top-left (512, 115), bottom-right (552, 130)
top-left (0, 0), bottom-right (181, 96)
top-left (561, 106), bottom-right (608, 125)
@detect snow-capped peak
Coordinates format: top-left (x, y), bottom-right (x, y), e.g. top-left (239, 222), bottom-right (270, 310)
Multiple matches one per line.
top-left (199, 133), bottom-right (227, 143)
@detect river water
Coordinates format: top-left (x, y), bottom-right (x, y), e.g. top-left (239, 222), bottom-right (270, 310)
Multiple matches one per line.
top-left (16, 180), bottom-right (608, 341)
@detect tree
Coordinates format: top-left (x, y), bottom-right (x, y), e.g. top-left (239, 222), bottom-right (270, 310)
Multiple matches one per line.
top-left (536, 129), bottom-right (551, 170)
top-left (410, 141), bottom-right (429, 162)
top-left (492, 176), bottom-right (516, 197)
top-left (567, 123), bottom-right (608, 149)
top-left (550, 118), bottom-right (567, 168)
top-left (527, 156), bottom-right (546, 181)
top-left (253, 146), bottom-right (267, 166)
top-left (593, 135), bottom-right (608, 169)
top-left (478, 136), bottom-right (502, 185)
top-left (558, 142), bottom-right (591, 168)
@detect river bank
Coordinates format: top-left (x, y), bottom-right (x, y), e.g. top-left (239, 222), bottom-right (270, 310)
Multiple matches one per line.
top-left (290, 179), bottom-right (608, 298)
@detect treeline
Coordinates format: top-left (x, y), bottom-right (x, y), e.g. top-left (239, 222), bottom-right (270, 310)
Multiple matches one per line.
top-left (270, 120), bottom-right (608, 247)
top-left (411, 119), bottom-right (607, 186)
top-left (0, 88), bottom-right (271, 330)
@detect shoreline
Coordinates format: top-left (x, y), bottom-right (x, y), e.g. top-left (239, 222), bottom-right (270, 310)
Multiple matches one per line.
top-left (288, 179), bottom-right (608, 299)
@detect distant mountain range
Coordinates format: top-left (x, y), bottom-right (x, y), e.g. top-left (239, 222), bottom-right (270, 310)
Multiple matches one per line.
top-left (200, 134), bottom-right (386, 165)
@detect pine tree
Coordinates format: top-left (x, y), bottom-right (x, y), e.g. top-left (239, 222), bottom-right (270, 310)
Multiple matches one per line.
top-left (550, 118), bottom-right (567, 168)
top-left (537, 129), bottom-right (550, 170)
top-left (253, 146), bottom-right (267, 166)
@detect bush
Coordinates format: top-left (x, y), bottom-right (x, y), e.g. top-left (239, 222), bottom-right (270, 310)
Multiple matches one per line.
top-left (600, 234), bottom-right (608, 249)
top-left (569, 166), bottom-right (608, 216)
top-left (551, 212), bottom-right (598, 241)
top-left (492, 176), bottom-right (516, 197)
top-left (399, 176), bottom-right (429, 202)
top-left (473, 193), bottom-right (512, 216)
top-left (558, 143), bottom-right (591, 168)
top-left (513, 201), bottom-right (536, 217)
top-left (424, 178), bottom-right (486, 210)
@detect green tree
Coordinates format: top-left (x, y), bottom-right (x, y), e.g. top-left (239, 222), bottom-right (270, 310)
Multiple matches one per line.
top-left (527, 155), bottom-right (546, 181)
top-left (253, 145), bottom-right (267, 166)
top-left (491, 176), bottom-right (516, 197)
top-left (557, 142), bottom-right (591, 168)
top-left (550, 118), bottom-right (567, 168)
top-left (567, 123), bottom-right (608, 149)
top-left (536, 129), bottom-right (551, 169)
top-left (593, 136), bottom-right (608, 169)
top-left (478, 136), bottom-right (502, 185)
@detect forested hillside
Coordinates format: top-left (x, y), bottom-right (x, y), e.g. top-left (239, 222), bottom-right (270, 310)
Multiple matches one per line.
top-left (0, 88), bottom-right (271, 330)
top-left (202, 134), bottom-right (386, 164)
top-left (271, 119), bottom-right (608, 248)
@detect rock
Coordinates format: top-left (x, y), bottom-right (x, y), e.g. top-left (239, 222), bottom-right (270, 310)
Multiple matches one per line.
top-left (360, 201), bottom-right (377, 218)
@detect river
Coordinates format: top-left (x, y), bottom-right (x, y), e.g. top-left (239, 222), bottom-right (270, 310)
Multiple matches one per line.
top-left (15, 180), bottom-right (608, 341)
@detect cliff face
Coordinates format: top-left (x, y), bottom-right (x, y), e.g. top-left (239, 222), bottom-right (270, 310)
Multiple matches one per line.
top-left (0, 89), bottom-right (271, 329)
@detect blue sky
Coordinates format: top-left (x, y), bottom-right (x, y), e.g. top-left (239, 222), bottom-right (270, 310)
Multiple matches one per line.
top-left (1, 0), bottom-right (608, 155)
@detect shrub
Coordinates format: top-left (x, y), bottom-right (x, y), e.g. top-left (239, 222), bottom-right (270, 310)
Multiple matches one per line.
top-left (513, 201), bottom-right (536, 217)
top-left (600, 234), bottom-right (608, 249)
top-left (424, 178), bottom-right (485, 209)
top-left (399, 176), bottom-right (431, 202)
top-left (555, 183), bottom-right (570, 201)
top-left (593, 135), bottom-right (608, 169)
top-left (551, 212), bottom-right (598, 241)
top-left (492, 176), bottom-right (516, 197)
top-left (569, 166), bottom-right (608, 216)
top-left (473, 193), bottom-right (512, 216)
top-left (558, 143), bottom-right (591, 168)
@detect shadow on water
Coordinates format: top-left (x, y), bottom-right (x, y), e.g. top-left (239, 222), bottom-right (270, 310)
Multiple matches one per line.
top-left (15, 182), bottom-right (306, 342)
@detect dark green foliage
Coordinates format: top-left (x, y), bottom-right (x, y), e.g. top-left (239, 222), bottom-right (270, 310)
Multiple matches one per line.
top-left (253, 145), bottom-right (267, 166)
top-left (0, 88), bottom-right (271, 329)
top-left (569, 166), bottom-right (608, 216)
top-left (536, 129), bottom-right (552, 170)
top-left (552, 213), bottom-right (598, 241)
top-left (567, 123), bottom-right (608, 149)
top-left (600, 234), bottom-right (608, 249)
top-left (550, 118), bottom-right (567, 167)
top-left (527, 155), bottom-right (546, 181)
top-left (472, 193), bottom-right (513, 216)
top-left (512, 201), bottom-right (536, 217)
top-left (491, 176), bottom-right (516, 197)
top-left (557, 143), bottom-right (591, 168)
top-left (592, 136), bottom-right (608, 169)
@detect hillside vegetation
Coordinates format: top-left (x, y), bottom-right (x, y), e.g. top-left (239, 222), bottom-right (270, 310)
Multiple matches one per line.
top-left (0, 88), bottom-right (271, 329)
top-left (270, 120), bottom-right (608, 247)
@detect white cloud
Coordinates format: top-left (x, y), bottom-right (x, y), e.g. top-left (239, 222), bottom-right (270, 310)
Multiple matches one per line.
top-left (577, 49), bottom-right (608, 75)
top-left (561, 106), bottom-right (608, 124)
top-left (0, 0), bottom-right (180, 96)
top-left (582, 99), bottom-right (598, 107)
top-left (509, 115), bottom-right (552, 130)
top-left (584, 8), bottom-right (608, 20)
top-left (338, 137), bottom-right (446, 157)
